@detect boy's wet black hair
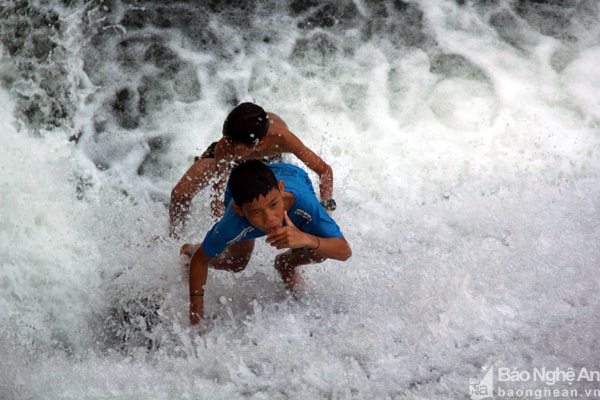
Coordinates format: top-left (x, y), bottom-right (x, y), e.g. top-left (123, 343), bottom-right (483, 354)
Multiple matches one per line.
top-left (222, 102), bottom-right (269, 146)
top-left (228, 160), bottom-right (279, 206)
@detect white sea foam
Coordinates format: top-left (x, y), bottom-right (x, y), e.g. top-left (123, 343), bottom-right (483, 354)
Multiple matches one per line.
top-left (1, 1), bottom-right (599, 399)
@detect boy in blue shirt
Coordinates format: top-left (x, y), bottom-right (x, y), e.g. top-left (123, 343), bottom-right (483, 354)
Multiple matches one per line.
top-left (181, 160), bottom-right (352, 325)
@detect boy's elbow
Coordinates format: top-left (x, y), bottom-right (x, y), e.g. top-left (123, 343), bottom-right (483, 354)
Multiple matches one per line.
top-left (339, 242), bottom-right (352, 261)
top-left (343, 248), bottom-right (352, 261)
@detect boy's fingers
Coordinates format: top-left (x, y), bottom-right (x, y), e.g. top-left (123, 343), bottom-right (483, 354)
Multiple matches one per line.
top-left (284, 211), bottom-right (295, 227)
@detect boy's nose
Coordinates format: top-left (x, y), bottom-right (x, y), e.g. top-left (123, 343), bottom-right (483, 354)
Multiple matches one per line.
top-left (266, 212), bottom-right (281, 227)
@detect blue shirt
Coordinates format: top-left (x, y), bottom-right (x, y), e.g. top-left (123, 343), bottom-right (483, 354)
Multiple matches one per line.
top-left (201, 163), bottom-right (343, 257)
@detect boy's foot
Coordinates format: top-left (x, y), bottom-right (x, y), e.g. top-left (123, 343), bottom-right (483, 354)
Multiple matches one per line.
top-left (180, 243), bottom-right (200, 257)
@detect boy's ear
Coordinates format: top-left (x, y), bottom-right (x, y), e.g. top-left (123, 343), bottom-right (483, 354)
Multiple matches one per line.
top-left (230, 203), bottom-right (244, 216)
top-left (278, 180), bottom-right (285, 193)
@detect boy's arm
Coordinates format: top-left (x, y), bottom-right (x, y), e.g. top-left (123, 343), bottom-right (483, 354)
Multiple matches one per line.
top-left (169, 159), bottom-right (215, 238)
top-left (266, 212), bottom-right (352, 261)
top-left (270, 113), bottom-right (334, 201)
top-left (308, 236), bottom-right (352, 261)
top-left (210, 140), bottom-right (233, 219)
top-left (188, 245), bottom-right (212, 325)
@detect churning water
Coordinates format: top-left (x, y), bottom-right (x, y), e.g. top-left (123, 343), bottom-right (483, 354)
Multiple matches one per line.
top-left (1, 1), bottom-right (599, 398)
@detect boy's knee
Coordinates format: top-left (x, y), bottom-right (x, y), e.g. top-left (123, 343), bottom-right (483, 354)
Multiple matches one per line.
top-left (229, 255), bottom-right (251, 272)
top-left (274, 251), bottom-right (292, 270)
top-left (212, 254), bottom-right (250, 272)
top-left (275, 249), bottom-right (326, 271)
top-left (228, 264), bottom-right (247, 273)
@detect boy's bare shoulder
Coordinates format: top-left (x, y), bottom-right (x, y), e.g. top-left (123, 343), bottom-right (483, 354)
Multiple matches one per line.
top-left (260, 112), bottom-right (290, 147)
top-left (214, 137), bottom-right (238, 159)
top-left (266, 112), bottom-right (286, 127)
top-left (265, 112), bottom-right (302, 144)
top-left (269, 115), bottom-right (291, 135)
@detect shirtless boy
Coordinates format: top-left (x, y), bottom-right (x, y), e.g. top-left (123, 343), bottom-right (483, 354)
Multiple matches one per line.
top-left (169, 102), bottom-right (336, 238)
top-left (181, 160), bottom-right (351, 325)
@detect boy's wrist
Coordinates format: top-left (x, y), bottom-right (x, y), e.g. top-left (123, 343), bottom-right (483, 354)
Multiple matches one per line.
top-left (320, 198), bottom-right (336, 211)
top-left (189, 298), bottom-right (204, 325)
top-left (312, 236), bottom-right (321, 251)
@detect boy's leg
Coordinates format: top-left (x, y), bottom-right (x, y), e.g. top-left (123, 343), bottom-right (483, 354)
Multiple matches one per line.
top-left (171, 158), bottom-right (215, 205)
top-left (210, 239), bottom-right (255, 272)
top-left (180, 240), bottom-right (254, 271)
top-left (274, 249), bottom-right (326, 293)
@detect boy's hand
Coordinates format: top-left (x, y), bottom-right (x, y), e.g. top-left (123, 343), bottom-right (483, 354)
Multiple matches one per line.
top-left (189, 295), bottom-right (204, 325)
top-left (190, 301), bottom-right (212, 334)
top-left (266, 211), bottom-right (316, 250)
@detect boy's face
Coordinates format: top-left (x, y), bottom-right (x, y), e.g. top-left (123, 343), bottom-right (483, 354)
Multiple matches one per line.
top-left (231, 181), bottom-right (285, 233)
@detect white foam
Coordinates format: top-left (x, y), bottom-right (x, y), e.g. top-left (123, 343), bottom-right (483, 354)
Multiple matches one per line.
top-left (561, 46), bottom-right (600, 123)
top-left (0, 91), bottom-right (102, 356)
top-left (1, 1), bottom-right (600, 399)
